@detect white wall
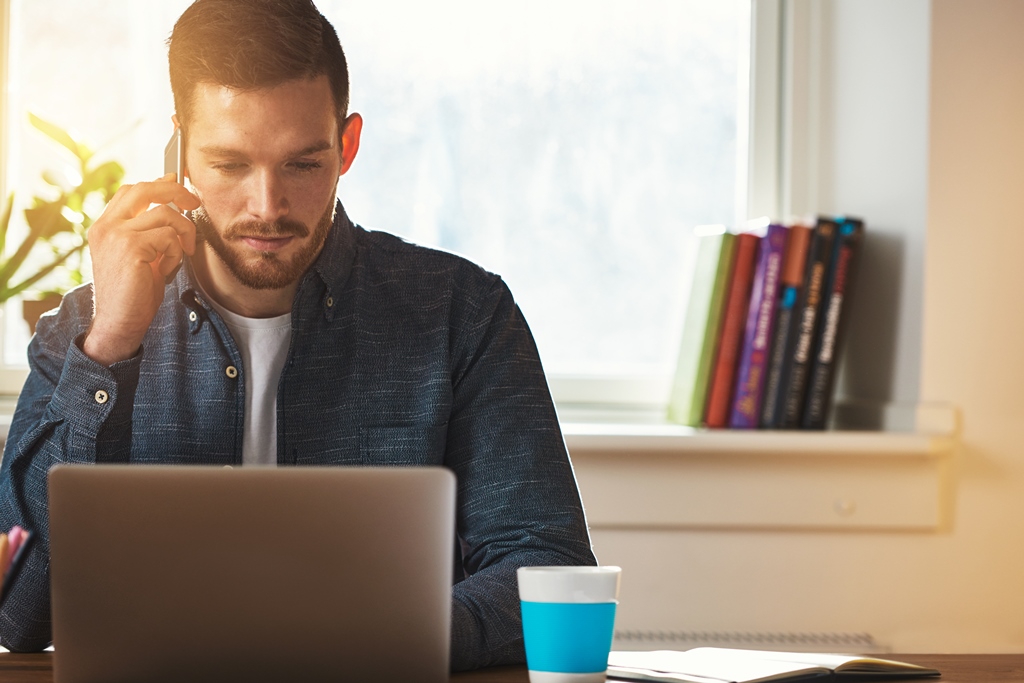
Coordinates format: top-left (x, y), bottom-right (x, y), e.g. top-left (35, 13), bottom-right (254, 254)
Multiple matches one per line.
top-left (823, 0), bottom-right (931, 408)
top-left (587, 0), bottom-right (1024, 653)
top-left (920, 0), bottom-right (1024, 648)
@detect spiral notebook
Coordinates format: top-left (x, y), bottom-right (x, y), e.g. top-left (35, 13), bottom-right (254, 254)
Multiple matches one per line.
top-left (608, 648), bottom-right (941, 683)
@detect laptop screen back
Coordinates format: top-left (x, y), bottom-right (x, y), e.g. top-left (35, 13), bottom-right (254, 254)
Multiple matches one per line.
top-left (48, 465), bottom-right (455, 683)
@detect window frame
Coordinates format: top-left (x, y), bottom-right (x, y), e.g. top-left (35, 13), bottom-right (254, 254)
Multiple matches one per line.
top-left (0, 0), bottom-right (789, 405)
top-left (0, 0), bottom-right (28, 396)
top-left (0, 0), bottom-right (7, 204)
top-left (551, 0), bottom-right (787, 410)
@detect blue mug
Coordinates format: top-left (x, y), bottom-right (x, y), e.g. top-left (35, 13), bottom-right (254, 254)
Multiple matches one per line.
top-left (518, 566), bottom-right (622, 683)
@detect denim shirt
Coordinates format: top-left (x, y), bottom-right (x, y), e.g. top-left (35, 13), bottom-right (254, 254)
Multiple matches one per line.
top-left (0, 203), bottom-right (596, 669)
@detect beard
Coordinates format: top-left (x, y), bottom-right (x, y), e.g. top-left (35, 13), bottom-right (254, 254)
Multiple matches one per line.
top-left (190, 195), bottom-right (336, 290)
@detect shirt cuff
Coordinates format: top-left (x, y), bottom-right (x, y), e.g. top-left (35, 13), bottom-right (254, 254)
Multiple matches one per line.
top-left (48, 334), bottom-right (142, 437)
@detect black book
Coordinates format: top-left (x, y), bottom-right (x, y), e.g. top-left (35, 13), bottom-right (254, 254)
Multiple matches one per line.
top-left (779, 218), bottom-right (836, 429)
top-left (760, 223), bottom-right (812, 428)
top-left (760, 290), bottom-right (798, 428)
top-left (801, 217), bottom-right (865, 429)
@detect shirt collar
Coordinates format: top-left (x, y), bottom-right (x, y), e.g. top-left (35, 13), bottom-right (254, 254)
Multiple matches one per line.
top-left (310, 199), bottom-right (358, 303)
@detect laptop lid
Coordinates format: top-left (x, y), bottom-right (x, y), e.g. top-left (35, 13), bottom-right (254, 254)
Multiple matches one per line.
top-left (48, 465), bottom-right (455, 683)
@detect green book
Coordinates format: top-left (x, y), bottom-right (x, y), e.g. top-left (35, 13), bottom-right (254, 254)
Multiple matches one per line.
top-left (667, 232), bottom-right (736, 426)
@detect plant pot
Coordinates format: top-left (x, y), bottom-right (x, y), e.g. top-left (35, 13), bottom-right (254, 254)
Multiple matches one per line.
top-left (22, 293), bottom-right (64, 335)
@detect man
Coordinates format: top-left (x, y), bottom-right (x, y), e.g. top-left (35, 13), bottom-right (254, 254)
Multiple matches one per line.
top-left (0, 0), bottom-right (596, 669)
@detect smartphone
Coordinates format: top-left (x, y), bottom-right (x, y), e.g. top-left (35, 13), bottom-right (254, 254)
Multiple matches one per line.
top-left (162, 127), bottom-right (186, 283)
top-left (163, 127), bottom-right (183, 212)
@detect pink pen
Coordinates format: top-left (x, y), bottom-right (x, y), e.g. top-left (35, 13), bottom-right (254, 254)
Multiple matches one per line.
top-left (8, 526), bottom-right (25, 556)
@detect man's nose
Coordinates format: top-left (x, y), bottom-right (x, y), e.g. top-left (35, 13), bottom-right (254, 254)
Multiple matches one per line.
top-left (247, 169), bottom-right (288, 223)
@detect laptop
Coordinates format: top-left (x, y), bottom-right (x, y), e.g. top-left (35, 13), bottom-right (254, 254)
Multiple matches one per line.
top-left (47, 464), bottom-right (456, 683)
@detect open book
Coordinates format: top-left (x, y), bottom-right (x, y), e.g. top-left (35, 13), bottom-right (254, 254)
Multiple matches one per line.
top-left (607, 648), bottom-right (941, 683)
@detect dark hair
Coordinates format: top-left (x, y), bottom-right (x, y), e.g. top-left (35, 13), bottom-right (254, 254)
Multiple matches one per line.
top-left (168, 0), bottom-right (349, 136)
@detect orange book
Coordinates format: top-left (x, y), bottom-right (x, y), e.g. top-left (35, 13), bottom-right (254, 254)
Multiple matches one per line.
top-left (704, 233), bottom-right (759, 428)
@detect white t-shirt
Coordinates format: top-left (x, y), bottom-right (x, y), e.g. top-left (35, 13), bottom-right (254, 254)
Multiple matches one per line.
top-left (203, 294), bottom-right (292, 467)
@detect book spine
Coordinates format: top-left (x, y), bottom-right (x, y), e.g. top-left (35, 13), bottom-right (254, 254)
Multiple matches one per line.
top-left (729, 224), bottom-right (788, 429)
top-left (667, 232), bottom-right (737, 426)
top-left (760, 286), bottom-right (798, 427)
top-left (780, 219), bottom-right (837, 429)
top-left (760, 223), bottom-right (812, 428)
top-left (704, 233), bottom-right (759, 428)
top-left (801, 218), bottom-right (865, 429)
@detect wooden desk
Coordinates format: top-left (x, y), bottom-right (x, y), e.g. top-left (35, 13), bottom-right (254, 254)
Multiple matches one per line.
top-left (0, 653), bottom-right (1020, 682)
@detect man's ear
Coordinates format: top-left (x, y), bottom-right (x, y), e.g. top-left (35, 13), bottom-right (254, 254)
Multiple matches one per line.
top-left (339, 113), bottom-right (362, 177)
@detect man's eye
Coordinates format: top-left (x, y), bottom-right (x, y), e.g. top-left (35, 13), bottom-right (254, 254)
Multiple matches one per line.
top-left (213, 163), bottom-right (244, 173)
top-left (291, 161), bottom-right (322, 172)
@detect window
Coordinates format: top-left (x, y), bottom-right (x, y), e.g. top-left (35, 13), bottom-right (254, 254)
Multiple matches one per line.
top-left (0, 0), bottom-right (757, 404)
top-left (0, 0), bottom-right (194, 385)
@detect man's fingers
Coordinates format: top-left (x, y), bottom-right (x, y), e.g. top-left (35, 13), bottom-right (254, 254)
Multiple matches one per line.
top-left (113, 178), bottom-right (201, 219)
top-left (123, 204), bottom-right (197, 251)
top-left (157, 238), bottom-right (185, 278)
top-left (133, 226), bottom-right (184, 265)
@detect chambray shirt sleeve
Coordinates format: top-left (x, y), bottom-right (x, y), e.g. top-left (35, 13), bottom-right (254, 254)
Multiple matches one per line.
top-left (447, 278), bottom-right (597, 671)
top-left (0, 291), bottom-right (141, 652)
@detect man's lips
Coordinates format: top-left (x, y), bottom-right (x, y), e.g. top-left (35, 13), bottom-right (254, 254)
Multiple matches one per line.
top-left (240, 235), bottom-right (295, 252)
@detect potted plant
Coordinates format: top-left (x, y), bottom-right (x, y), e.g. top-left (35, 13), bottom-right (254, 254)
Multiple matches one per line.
top-left (0, 113), bottom-right (124, 334)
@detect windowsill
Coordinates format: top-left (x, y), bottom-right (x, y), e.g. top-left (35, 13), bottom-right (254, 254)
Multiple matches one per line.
top-left (557, 400), bottom-right (958, 456)
top-left (0, 394), bottom-right (16, 442)
top-left (559, 402), bottom-right (958, 532)
top-left (562, 420), bottom-right (953, 458)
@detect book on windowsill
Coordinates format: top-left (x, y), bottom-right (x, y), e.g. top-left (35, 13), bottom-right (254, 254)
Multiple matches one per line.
top-left (779, 217), bottom-right (837, 429)
top-left (760, 221), bottom-right (812, 428)
top-left (800, 217), bottom-right (865, 430)
top-left (667, 229), bottom-right (737, 427)
top-left (607, 647), bottom-right (941, 683)
top-left (730, 223), bottom-right (789, 429)
top-left (704, 232), bottom-right (759, 429)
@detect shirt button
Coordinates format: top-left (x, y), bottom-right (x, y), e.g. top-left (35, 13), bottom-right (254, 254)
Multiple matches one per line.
top-left (326, 296), bottom-right (334, 308)
top-left (94, 390), bottom-right (109, 404)
top-left (226, 365), bottom-right (238, 379)
top-left (189, 311), bottom-right (198, 322)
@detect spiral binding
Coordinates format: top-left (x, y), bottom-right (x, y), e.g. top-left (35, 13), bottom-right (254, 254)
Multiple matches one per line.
top-left (613, 630), bottom-right (881, 653)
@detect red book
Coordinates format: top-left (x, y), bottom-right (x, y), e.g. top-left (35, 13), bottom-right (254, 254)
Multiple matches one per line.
top-left (704, 233), bottom-right (759, 428)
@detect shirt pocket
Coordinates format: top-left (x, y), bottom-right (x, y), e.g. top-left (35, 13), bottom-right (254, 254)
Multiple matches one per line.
top-left (359, 424), bottom-right (448, 466)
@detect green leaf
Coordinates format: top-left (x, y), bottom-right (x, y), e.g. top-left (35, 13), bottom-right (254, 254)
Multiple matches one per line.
top-left (25, 200), bottom-right (75, 239)
top-left (0, 241), bottom-right (86, 301)
top-left (28, 112), bottom-right (93, 163)
top-left (65, 192), bottom-right (84, 213)
top-left (0, 192), bottom-right (14, 256)
top-left (79, 160), bottom-right (124, 196)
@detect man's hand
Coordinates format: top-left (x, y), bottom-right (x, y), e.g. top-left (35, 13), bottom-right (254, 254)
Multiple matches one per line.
top-left (82, 173), bottom-right (201, 366)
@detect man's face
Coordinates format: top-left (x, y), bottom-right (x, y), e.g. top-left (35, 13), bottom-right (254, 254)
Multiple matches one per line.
top-left (184, 76), bottom-right (345, 290)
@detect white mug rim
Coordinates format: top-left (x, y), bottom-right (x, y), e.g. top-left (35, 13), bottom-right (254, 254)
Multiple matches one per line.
top-left (517, 566), bottom-right (621, 603)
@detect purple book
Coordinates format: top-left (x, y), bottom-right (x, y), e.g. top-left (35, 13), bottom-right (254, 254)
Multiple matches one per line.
top-left (730, 223), bottom-right (789, 428)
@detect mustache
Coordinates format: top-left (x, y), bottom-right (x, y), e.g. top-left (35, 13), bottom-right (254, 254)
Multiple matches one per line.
top-left (223, 218), bottom-right (311, 239)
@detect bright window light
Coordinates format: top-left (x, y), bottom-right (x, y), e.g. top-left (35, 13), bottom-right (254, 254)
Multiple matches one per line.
top-left (3, 0), bottom-right (746, 387)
